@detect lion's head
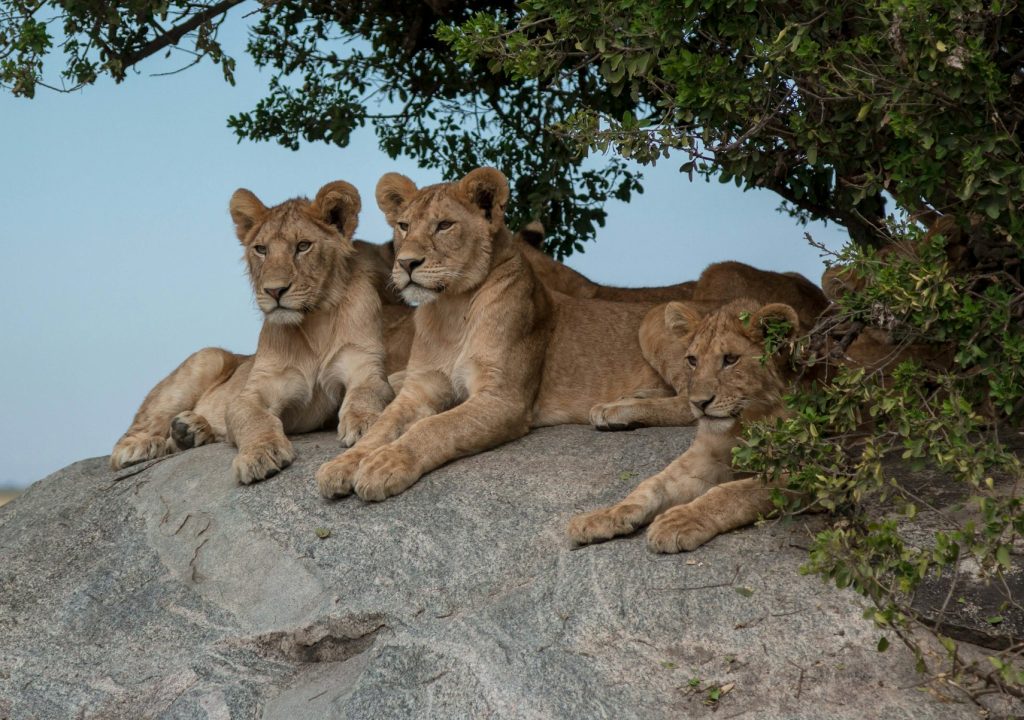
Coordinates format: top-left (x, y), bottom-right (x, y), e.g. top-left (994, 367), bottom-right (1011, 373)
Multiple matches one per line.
top-left (663, 299), bottom-right (801, 431)
top-left (374, 167), bottom-right (510, 306)
top-left (229, 181), bottom-right (361, 325)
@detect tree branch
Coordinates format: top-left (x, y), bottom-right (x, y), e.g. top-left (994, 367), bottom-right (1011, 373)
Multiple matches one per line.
top-left (112, 0), bottom-right (246, 73)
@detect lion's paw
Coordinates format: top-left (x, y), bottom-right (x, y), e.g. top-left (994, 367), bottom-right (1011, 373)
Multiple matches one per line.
top-left (315, 449), bottom-right (368, 499)
top-left (646, 505), bottom-right (715, 553)
top-left (337, 405), bottom-right (382, 448)
top-left (589, 399), bottom-right (644, 431)
top-left (353, 444), bottom-right (421, 502)
top-left (567, 503), bottom-right (646, 545)
top-left (170, 411), bottom-right (215, 450)
top-left (110, 434), bottom-right (173, 470)
top-left (232, 437), bottom-right (295, 485)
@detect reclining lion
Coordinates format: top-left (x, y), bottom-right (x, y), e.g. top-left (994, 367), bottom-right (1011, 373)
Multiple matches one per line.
top-left (110, 182), bottom-right (408, 484)
top-left (568, 290), bottom-right (944, 552)
top-left (315, 168), bottom-right (679, 500)
top-left (315, 168), bottom-right (827, 502)
top-left (568, 298), bottom-right (805, 552)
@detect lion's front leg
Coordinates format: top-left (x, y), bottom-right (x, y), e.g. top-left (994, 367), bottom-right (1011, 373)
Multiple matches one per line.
top-left (317, 370), bottom-right (454, 499)
top-left (337, 380), bottom-right (395, 447)
top-left (353, 391), bottom-right (529, 502)
top-left (646, 476), bottom-right (778, 553)
top-left (590, 392), bottom-right (695, 430)
top-left (568, 431), bottom-right (735, 546)
top-left (226, 371), bottom-right (307, 485)
top-left (333, 345), bottom-right (397, 447)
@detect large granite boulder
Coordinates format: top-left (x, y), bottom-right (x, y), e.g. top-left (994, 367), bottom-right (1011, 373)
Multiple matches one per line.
top-left (0, 427), bottom-right (1009, 718)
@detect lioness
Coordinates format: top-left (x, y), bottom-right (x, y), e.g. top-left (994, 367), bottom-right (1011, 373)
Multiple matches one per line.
top-left (587, 266), bottom-right (827, 430)
top-left (568, 298), bottom-right (804, 552)
top-left (315, 168), bottom-right (696, 501)
top-left (110, 182), bottom-right (407, 484)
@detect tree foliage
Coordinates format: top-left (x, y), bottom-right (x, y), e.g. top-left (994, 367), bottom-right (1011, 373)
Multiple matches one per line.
top-left (1, 0), bottom-right (641, 256)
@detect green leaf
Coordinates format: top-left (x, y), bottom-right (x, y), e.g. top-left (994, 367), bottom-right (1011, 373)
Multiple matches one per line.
top-left (997, 545), bottom-right (1012, 569)
top-left (315, 527), bottom-right (331, 539)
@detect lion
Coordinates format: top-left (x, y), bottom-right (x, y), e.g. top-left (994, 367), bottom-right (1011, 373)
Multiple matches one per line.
top-left (567, 298), bottom-right (805, 552)
top-left (110, 181), bottom-right (410, 484)
top-left (314, 168), bottom-right (690, 501)
top-left (587, 262), bottom-right (827, 430)
top-left (314, 168), bottom-right (828, 502)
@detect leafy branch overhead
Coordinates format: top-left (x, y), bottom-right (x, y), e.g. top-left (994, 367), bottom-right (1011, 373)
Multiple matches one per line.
top-left (1, 0), bottom-right (644, 256)
top-left (446, 0), bottom-right (1024, 252)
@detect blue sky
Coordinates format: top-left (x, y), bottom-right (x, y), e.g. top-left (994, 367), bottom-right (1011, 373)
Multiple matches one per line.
top-left (0, 12), bottom-right (847, 488)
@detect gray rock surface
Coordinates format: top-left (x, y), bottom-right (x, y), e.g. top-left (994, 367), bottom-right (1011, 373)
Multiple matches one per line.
top-left (0, 426), bottom-right (1002, 718)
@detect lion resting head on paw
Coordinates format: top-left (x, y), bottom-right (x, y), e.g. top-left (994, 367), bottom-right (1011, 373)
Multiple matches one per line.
top-left (230, 181), bottom-right (362, 324)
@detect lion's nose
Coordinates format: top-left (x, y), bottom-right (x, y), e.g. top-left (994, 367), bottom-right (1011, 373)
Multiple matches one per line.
top-left (264, 284), bottom-right (290, 301)
top-left (398, 257), bottom-right (425, 275)
top-left (693, 395), bottom-right (715, 412)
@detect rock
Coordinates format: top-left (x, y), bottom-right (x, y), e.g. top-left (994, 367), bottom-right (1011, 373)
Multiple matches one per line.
top-left (0, 426), bottom-right (1008, 718)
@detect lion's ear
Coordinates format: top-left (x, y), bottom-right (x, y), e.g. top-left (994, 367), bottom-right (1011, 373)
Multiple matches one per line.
top-left (229, 189), bottom-right (268, 243)
top-left (746, 303), bottom-right (800, 342)
top-left (313, 181), bottom-right (361, 239)
top-left (375, 173), bottom-right (418, 226)
top-left (514, 220), bottom-right (545, 248)
top-left (820, 265), bottom-right (859, 303)
top-left (664, 302), bottom-right (704, 338)
top-left (457, 167), bottom-right (510, 224)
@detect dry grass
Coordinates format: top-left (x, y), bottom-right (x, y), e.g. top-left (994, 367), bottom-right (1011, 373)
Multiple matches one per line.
top-left (0, 491), bottom-right (20, 508)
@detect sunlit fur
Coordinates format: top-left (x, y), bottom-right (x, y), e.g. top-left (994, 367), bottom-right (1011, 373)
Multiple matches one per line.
top-left (316, 168), bottom-right (711, 503)
top-left (568, 299), bottom-right (806, 553)
top-left (111, 182), bottom-right (409, 484)
top-left (377, 172), bottom-right (498, 305)
top-left (233, 190), bottom-right (358, 321)
top-left (585, 259), bottom-right (827, 430)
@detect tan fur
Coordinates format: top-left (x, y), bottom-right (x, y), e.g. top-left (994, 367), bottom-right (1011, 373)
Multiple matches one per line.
top-left (316, 168), bottom-right (693, 502)
top-left (587, 262), bottom-right (827, 430)
top-left (111, 183), bottom-right (410, 484)
top-left (568, 299), bottom-right (804, 552)
top-left (514, 223), bottom-right (697, 302)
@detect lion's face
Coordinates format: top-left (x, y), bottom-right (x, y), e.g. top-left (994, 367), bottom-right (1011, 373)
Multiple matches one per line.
top-left (374, 168), bottom-right (510, 306)
top-left (229, 182), bottom-right (361, 325)
top-left (664, 299), bottom-right (799, 432)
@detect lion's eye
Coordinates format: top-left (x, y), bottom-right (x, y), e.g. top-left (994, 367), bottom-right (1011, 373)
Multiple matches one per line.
top-left (296, 241), bottom-right (312, 253)
top-left (686, 355), bottom-right (697, 368)
top-left (253, 245), bottom-right (267, 256)
top-left (397, 222), bottom-right (409, 232)
top-left (436, 220), bottom-right (454, 232)
top-left (723, 354), bottom-right (739, 367)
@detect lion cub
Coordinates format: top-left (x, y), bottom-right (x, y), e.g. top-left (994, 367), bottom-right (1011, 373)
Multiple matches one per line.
top-left (568, 298), bottom-right (804, 552)
top-left (316, 168), bottom-right (701, 502)
top-left (110, 182), bottom-right (401, 484)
